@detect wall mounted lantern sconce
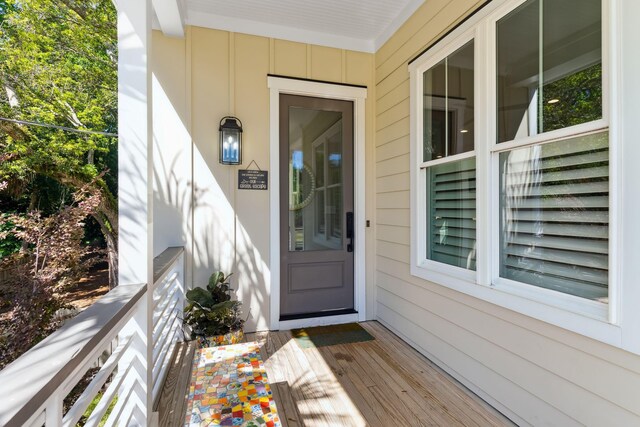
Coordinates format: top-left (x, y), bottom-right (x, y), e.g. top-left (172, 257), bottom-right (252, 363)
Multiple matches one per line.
top-left (219, 116), bottom-right (243, 165)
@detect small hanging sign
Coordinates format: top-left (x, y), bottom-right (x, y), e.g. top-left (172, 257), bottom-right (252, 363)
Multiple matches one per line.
top-left (238, 160), bottom-right (268, 190)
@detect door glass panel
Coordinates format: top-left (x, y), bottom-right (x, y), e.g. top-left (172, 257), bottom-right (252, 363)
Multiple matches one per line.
top-left (328, 186), bottom-right (342, 240)
top-left (315, 189), bottom-right (325, 235)
top-left (315, 145), bottom-right (325, 187)
top-left (288, 106), bottom-right (343, 251)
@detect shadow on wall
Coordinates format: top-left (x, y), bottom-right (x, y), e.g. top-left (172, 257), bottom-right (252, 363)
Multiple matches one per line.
top-left (234, 216), bottom-right (269, 331)
top-left (150, 36), bottom-right (270, 332)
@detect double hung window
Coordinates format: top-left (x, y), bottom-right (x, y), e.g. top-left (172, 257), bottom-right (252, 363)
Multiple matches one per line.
top-left (422, 40), bottom-right (476, 272)
top-left (410, 0), bottom-right (611, 323)
top-left (496, 0), bottom-right (606, 302)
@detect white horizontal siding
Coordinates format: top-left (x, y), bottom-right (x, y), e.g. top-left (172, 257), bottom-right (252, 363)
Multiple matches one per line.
top-left (376, 190), bottom-right (410, 207)
top-left (377, 136), bottom-right (410, 162)
top-left (376, 154), bottom-right (410, 178)
top-left (376, 172), bottom-right (410, 193)
top-left (376, 209), bottom-right (410, 227)
top-left (374, 0), bottom-right (640, 425)
top-left (377, 267), bottom-right (640, 415)
top-left (377, 79), bottom-right (410, 114)
top-left (375, 255), bottom-right (640, 425)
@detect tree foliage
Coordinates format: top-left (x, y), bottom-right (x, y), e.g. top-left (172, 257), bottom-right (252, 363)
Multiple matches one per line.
top-left (0, 185), bottom-right (102, 368)
top-left (0, 0), bottom-right (118, 284)
top-left (543, 63), bottom-right (603, 132)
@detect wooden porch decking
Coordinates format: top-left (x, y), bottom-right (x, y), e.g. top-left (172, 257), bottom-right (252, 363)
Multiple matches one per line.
top-left (158, 321), bottom-right (514, 426)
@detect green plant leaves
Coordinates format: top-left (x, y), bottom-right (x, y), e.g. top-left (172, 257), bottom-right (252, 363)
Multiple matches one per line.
top-left (184, 271), bottom-right (244, 338)
top-left (211, 300), bottom-right (239, 312)
top-left (208, 271), bottom-right (225, 288)
top-left (185, 287), bottom-right (214, 308)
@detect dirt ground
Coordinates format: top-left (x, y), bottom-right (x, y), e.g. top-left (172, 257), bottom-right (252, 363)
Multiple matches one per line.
top-left (65, 266), bottom-right (110, 311)
top-left (0, 265), bottom-right (110, 321)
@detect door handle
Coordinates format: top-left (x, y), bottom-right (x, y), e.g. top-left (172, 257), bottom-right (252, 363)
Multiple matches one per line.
top-left (346, 212), bottom-right (354, 252)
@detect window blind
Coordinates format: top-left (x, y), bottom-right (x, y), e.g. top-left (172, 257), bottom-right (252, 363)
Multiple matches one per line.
top-left (427, 157), bottom-right (477, 270)
top-left (499, 132), bottom-right (609, 301)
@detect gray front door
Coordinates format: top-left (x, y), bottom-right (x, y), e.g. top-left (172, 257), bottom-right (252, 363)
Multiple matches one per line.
top-left (279, 94), bottom-right (355, 319)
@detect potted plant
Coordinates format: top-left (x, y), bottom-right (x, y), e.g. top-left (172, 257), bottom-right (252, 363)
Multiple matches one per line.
top-left (184, 271), bottom-right (244, 347)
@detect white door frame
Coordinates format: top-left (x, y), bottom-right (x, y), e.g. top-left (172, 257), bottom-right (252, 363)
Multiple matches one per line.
top-left (267, 75), bottom-right (367, 331)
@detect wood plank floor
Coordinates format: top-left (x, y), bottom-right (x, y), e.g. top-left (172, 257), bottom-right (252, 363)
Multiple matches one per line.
top-left (158, 321), bottom-right (514, 426)
top-left (156, 340), bottom-right (197, 427)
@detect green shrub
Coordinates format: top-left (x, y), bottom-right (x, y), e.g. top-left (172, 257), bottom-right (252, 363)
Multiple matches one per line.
top-left (184, 272), bottom-right (244, 337)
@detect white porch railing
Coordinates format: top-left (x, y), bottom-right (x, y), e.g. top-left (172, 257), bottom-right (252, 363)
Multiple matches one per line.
top-left (0, 246), bottom-right (185, 427)
top-left (150, 247), bottom-right (185, 407)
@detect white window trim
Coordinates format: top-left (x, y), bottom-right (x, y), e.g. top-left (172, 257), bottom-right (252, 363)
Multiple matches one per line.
top-left (409, 0), bottom-right (622, 347)
top-left (411, 28), bottom-right (478, 286)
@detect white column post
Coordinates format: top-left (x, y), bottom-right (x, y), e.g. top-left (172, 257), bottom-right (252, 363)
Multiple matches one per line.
top-left (117, 0), bottom-right (154, 424)
top-left (118, 0), bottom-right (153, 286)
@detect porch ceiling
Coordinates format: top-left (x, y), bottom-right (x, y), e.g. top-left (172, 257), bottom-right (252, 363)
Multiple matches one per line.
top-left (154, 0), bottom-right (425, 52)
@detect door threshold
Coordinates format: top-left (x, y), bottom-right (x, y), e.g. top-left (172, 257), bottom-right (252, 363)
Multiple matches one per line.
top-left (280, 308), bottom-right (357, 322)
top-left (277, 312), bottom-right (359, 331)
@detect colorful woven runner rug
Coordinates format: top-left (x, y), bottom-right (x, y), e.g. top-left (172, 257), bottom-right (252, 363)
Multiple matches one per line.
top-left (184, 342), bottom-right (281, 427)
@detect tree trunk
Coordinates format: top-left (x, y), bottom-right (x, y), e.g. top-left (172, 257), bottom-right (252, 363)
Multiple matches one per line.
top-left (55, 175), bottom-right (119, 288)
top-left (92, 208), bottom-right (118, 289)
top-left (22, 192), bottom-right (38, 251)
top-left (103, 225), bottom-right (118, 289)
top-left (97, 188), bottom-right (118, 288)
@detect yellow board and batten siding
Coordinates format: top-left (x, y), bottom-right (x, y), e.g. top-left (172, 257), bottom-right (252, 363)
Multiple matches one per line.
top-left (153, 27), bottom-right (376, 333)
top-left (374, 0), bottom-right (640, 426)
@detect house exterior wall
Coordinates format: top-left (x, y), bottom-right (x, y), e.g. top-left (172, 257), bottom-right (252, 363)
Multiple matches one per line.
top-left (152, 33), bottom-right (191, 275)
top-left (152, 28), bottom-right (376, 332)
top-left (374, 0), bottom-right (640, 426)
top-left (149, 0), bottom-right (640, 423)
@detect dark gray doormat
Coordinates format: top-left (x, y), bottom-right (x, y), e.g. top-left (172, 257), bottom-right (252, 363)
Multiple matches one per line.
top-left (291, 323), bottom-right (375, 349)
